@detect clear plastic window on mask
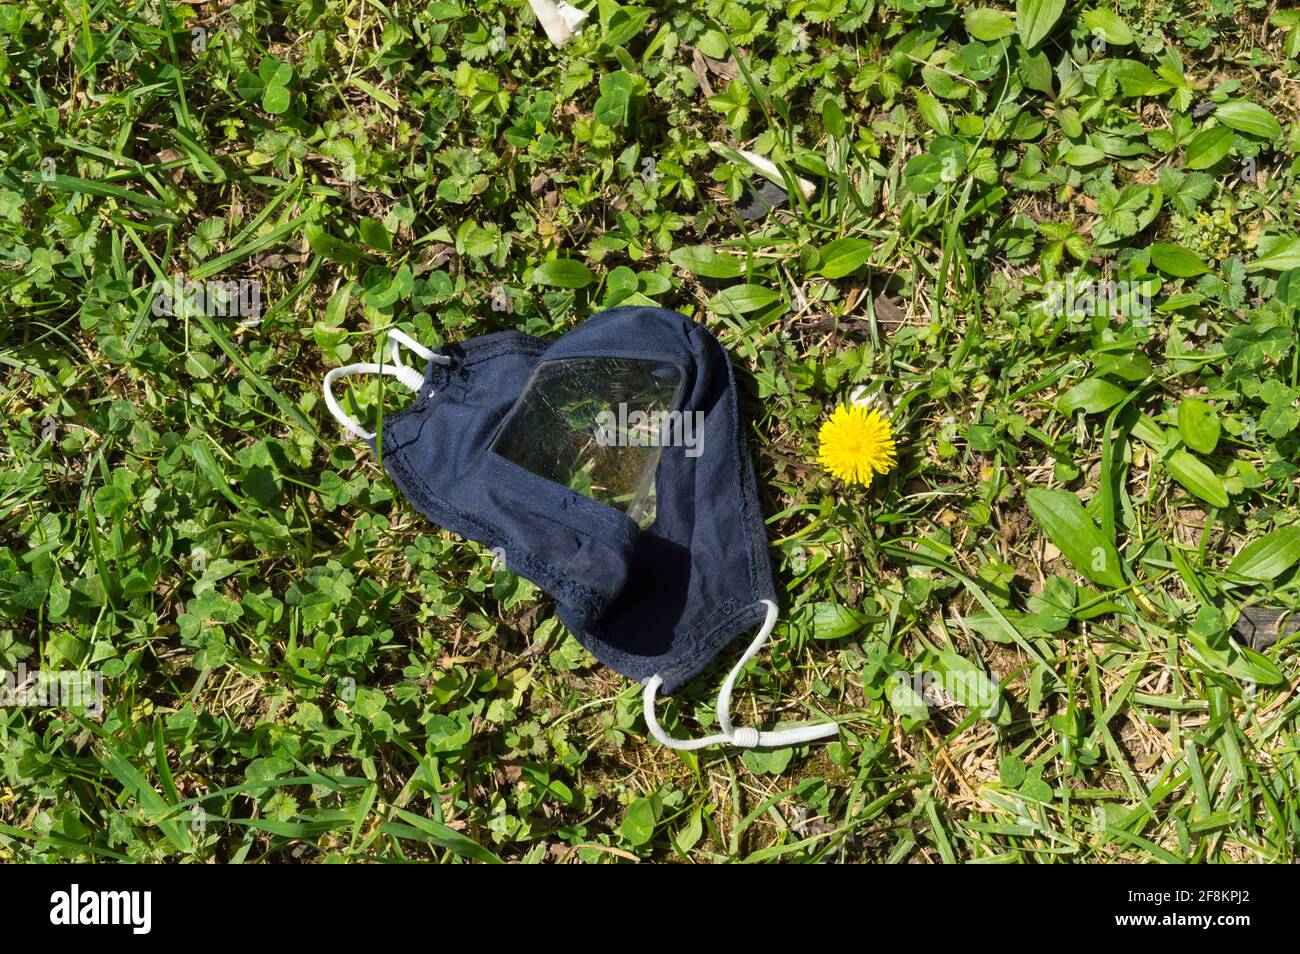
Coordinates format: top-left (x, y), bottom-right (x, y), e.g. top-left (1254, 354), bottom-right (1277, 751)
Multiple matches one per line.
top-left (490, 357), bottom-right (684, 527)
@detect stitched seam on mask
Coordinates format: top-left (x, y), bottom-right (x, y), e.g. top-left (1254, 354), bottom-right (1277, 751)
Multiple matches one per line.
top-left (664, 599), bottom-right (744, 679)
top-left (386, 445), bottom-right (607, 619)
top-left (579, 597), bottom-right (764, 692)
top-left (380, 332), bottom-right (547, 427)
top-left (735, 391), bottom-right (765, 600)
top-left (655, 601), bottom-right (769, 691)
top-left (460, 338), bottom-right (548, 364)
top-left (709, 324), bottom-right (766, 604)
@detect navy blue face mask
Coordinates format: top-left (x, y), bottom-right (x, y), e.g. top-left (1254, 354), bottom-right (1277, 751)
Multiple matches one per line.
top-left (324, 306), bottom-right (836, 749)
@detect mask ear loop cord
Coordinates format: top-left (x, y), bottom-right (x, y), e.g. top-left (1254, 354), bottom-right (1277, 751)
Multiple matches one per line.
top-left (323, 330), bottom-right (451, 441)
top-left (641, 600), bottom-right (840, 750)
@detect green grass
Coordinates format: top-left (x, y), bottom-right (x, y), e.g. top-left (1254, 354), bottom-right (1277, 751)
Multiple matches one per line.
top-left (2, 0), bottom-right (1299, 862)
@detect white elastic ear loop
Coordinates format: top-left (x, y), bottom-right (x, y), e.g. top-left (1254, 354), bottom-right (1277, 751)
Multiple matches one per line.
top-left (641, 599), bottom-right (840, 750)
top-left (322, 331), bottom-right (450, 441)
top-left (386, 327), bottom-right (435, 366)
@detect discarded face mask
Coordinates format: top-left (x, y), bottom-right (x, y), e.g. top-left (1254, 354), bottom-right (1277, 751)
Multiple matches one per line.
top-left (323, 306), bottom-right (837, 749)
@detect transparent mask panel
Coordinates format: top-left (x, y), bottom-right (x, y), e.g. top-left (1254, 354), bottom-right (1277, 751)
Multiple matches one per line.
top-left (490, 357), bottom-right (684, 527)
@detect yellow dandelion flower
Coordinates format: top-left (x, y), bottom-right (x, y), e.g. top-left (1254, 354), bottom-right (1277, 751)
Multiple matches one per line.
top-left (817, 402), bottom-right (897, 487)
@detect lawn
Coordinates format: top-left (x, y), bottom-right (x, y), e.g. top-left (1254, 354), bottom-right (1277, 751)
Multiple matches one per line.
top-left (2, 0), bottom-right (1299, 862)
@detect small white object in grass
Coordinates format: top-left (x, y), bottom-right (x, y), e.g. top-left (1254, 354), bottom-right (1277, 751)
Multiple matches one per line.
top-left (730, 146), bottom-right (817, 201)
top-left (791, 284), bottom-right (808, 312)
top-left (557, 2), bottom-right (587, 31)
top-left (529, 0), bottom-right (587, 47)
top-left (850, 384), bottom-right (888, 413)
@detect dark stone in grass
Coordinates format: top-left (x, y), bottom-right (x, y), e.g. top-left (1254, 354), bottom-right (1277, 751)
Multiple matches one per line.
top-left (1230, 606), bottom-right (1297, 651)
top-left (735, 178), bottom-right (789, 220)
